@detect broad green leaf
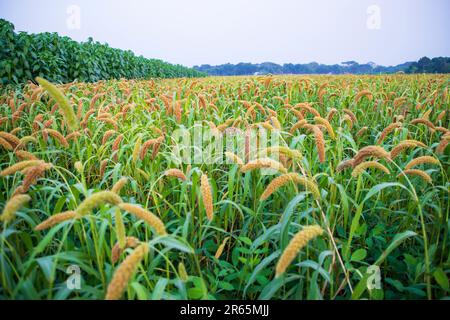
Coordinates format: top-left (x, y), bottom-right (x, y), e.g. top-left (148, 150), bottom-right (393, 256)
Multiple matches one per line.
top-left (433, 268), bottom-right (449, 291)
top-left (351, 249), bottom-right (367, 262)
top-left (151, 278), bottom-right (168, 300)
top-left (151, 237), bottom-right (194, 254)
top-left (244, 251), bottom-right (280, 295)
top-left (130, 282), bottom-right (149, 300)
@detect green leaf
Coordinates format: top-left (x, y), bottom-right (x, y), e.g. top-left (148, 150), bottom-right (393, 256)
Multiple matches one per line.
top-left (375, 230), bottom-right (417, 265)
top-left (218, 281), bottom-right (234, 291)
top-left (188, 276), bottom-right (208, 299)
top-left (352, 231), bottom-right (417, 300)
top-left (238, 236), bottom-right (252, 246)
top-left (346, 183), bottom-right (413, 258)
top-left (362, 182), bottom-right (413, 204)
top-left (187, 287), bottom-right (203, 299)
top-left (258, 276), bottom-right (285, 300)
top-left (151, 236), bottom-right (194, 254)
top-left (130, 282), bottom-right (149, 300)
top-left (151, 278), bottom-right (168, 300)
top-left (36, 256), bottom-right (55, 282)
top-left (280, 193), bottom-right (307, 248)
top-left (244, 251), bottom-right (280, 295)
top-left (433, 268), bottom-right (449, 291)
top-left (32, 223), bottom-right (68, 257)
top-left (296, 260), bottom-right (331, 283)
top-left (351, 249), bottom-right (367, 262)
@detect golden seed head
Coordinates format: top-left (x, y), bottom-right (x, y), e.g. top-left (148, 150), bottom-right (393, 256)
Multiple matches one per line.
top-left (75, 191), bottom-right (123, 216)
top-left (275, 225), bottom-right (324, 277)
top-left (0, 137), bottom-right (13, 150)
top-left (36, 77), bottom-right (78, 131)
top-left (102, 130), bottom-right (116, 145)
top-left (336, 159), bottom-right (354, 172)
top-left (260, 146), bottom-right (303, 161)
top-left (132, 136), bottom-right (142, 163)
top-left (118, 203), bottom-right (167, 236)
top-left (436, 139), bottom-right (448, 154)
top-left (105, 243), bottom-right (149, 300)
top-left (356, 126), bottom-right (369, 138)
top-left (215, 237), bottom-right (230, 259)
top-left (343, 108), bottom-right (358, 123)
top-left (398, 169), bottom-right (432, 184)
top-left (240, 158), bottom-right (287, 174)
top-left (0, 194), bottom-right (31, 223)
top-left (327, 108), bottom-right (338, 121)
top-left (405, 156), bottom-right (440, 170)
top-left (111, 177), bottom-right (128, 194)
top-left (353, 146), bottom-right (390, 167)
top-left (401, 139), bottom-right (427, 148)
top-left (294, 103), bottom-right (321, 117)
top-left (15, 150), bottom-right (38, 161)
top-left (111, 236), bottom-right (140, 264)
top-left (354, 90), bottom-right (373, 104)
top-left (410, 118), bottom-right (435, 130)
top-left (290, 119), bottom-right (308, 134)
top-left (0, 160), bottom-right (45, 177)
top-left (421, 109), bottom-right (432, 120)
top-left (310, 125), bottom-right (326, 163)
top-left (19, 162), bottom-right (52, 193)
top-left (140, 136), bottom-right (164, 160)
top-left (224, 152), bottom-right (244, 166)
top-left (200, 173), bottom-right (214, 221)
top-left (314, 116), bottom-right (336, 140)
top-left (164, 169), bottom-right (187, 181)
top-left (269, 116), bottom-right (282, 130)
top-left (351, 161), bottom-right (390, 177)
top-left (436, 110), bottom-right (446, 123)
top-left (34, 211), bottom-right (78, 231)
top-left (178, 262), bottom-right (189, 282)
top-left (0, 131), bottom-right (21, 147)
top-left (74, 161), bottom-right (83, 174)
top-left (260, 173), bottom-right (320, 201)
top-left (377, 122), bottom-right (402, 144)
top-left (390, 140), bottom-right (426, 159)
top-left (114, 207), bottom-right (127, 250)
top-left (44, 129), bottom-right (69, 148)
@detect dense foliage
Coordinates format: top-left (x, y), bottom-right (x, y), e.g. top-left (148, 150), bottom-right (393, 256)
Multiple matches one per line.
top-left (0, 75), bottom-right (448, 300)
top-left (194, 61), bottom-right (414, 76)
top-left (406, 57), bottom-right (450, 74)
top-left (0, 19), bottom-right (205, 85)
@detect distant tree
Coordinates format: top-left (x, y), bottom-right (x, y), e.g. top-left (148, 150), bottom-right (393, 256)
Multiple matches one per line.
top-left (193, 56), bottom-right (450, 76)
top-left (405, 56), bottom-right (450, 74)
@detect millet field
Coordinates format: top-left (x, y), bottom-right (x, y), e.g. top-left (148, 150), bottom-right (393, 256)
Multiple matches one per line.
top-left (0, 74), bottom-right (448, 300)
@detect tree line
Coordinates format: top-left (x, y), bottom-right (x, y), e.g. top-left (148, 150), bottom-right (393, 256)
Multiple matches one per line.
top-left (194, 58), bottom-right (450, 76)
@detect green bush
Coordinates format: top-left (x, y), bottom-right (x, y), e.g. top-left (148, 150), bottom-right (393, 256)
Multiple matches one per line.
top-left (0, 19), bottom-right (205, 85)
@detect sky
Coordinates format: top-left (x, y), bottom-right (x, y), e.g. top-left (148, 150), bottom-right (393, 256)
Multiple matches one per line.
top-left (1, 0), bottom-right (449, 67)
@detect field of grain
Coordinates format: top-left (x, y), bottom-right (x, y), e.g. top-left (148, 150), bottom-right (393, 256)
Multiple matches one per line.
top-left (0, 75), bottom-right (448, 300)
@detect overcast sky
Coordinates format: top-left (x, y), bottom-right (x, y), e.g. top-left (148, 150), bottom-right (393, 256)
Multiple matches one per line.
top-left (1, 0), bottom-right (449, 67)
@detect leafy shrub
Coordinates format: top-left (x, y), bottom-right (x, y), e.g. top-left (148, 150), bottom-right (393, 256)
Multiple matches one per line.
top-left (0, 19), bottom-right (205, 85)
